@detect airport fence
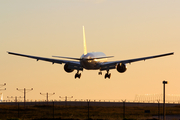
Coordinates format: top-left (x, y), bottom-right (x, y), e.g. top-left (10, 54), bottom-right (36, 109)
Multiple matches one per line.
top-left (1, 100), bottom-right (180, 120)
top-left (2, 98), bottom-right (180, 104)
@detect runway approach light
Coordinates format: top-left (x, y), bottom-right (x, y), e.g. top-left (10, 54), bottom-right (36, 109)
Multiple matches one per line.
top-left (163, 81), bottom-right (168, 84)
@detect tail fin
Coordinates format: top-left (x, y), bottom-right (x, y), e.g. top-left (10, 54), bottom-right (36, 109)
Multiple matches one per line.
top-left (83, 26), bottom-right (87, 55)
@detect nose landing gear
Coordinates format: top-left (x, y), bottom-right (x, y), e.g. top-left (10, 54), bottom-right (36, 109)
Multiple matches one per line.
top-left (98, 71), bottom-right (102, 75)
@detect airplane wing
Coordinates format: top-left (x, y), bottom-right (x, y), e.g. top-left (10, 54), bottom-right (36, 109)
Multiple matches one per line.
top-left (8, 52), bottom-right (83, 71)
top-left (100, 52), bottom-right (174, 70)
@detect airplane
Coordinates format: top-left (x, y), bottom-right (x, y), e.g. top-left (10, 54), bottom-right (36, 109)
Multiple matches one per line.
top-left (8, 26), bottom-right (174, 79)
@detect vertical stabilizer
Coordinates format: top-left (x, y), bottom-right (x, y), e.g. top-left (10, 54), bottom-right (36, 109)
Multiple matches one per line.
top-left (83, 26), bottom-right (87, 55)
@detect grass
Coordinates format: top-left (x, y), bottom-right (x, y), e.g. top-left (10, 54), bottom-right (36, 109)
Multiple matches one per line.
top-left (0, 102), bottom-right (180, 120)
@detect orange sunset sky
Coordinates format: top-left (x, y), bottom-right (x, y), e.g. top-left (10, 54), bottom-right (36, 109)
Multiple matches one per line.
top-left (0, 0), bottom-right (179, 101)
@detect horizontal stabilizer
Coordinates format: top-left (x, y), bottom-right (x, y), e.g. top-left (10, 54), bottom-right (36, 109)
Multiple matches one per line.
top-left (52, 56), bottom-right (81, 60)
top-left (52, 55), bottom-right (114, 60)
top-left (87, 56), bottom-right (114, 60)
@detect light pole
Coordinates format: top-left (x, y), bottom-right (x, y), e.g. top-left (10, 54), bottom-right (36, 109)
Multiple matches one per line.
top-left (163, 81), bottom-right (168, 120)
top-left (40, 92), bottom-right (55, 105)
top-left (0, 83), bottom-right (6, 91)
top-left (122, 99), bottom-right (126, 119)
top-left (17, 88), bottom-right (33, 108)
top-left (7, 96), bottom-right (22, 102)
top-left (59, 96), bottom-right (73, 106)
top-left (87, 99), bottom-right (90, 119)
top-left (157, 99), bottom-right (160, 120)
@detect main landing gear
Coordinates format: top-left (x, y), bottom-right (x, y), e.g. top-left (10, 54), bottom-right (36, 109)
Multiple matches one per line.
top-left (75, 71), bottom-right (81, 79)
top-left (105, 70), bottom-right (111, 79)
top-left (98, 71), bottom-right (111, 79)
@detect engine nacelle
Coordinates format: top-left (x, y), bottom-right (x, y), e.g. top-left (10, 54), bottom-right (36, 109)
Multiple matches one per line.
top-left (116, 63), bottom-right (127, 73)
top-left (64, 63), bottom-right (74, 73)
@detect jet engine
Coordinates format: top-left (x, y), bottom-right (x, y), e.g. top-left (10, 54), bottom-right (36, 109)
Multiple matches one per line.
top-left (116, 63), bottom-right (127, 73)
top-left (64, 63), bottom-right (74, 73)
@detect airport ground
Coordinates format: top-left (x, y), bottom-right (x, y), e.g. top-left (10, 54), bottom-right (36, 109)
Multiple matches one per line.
top-left (0, 101), bottom-right (180, 120)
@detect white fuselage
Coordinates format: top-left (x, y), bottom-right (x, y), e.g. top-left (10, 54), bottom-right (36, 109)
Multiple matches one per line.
top-left (80, 52), bottom-right (107, 70)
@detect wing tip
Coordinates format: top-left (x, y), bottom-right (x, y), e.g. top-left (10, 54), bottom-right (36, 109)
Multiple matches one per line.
top-left (7, 51), bottom-right (11, 54)
top-left (168, 52), bottom-right (174, 55)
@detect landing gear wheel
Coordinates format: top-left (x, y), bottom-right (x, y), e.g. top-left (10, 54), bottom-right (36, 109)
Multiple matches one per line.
top-left (78, 73), bottom-right (81, 78)
top-left (105, 73), bottom-right (108, 79)
top-left (105, 73), bottom-right (111, 79)
top-left (75, 73), bottom-right (81, 79)
top-left (98, 72), bottom-right (102, 75)
top-left (108, 73), bottom-right (111, 79)
top-left (75, 74), bottom-right (78, 79)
